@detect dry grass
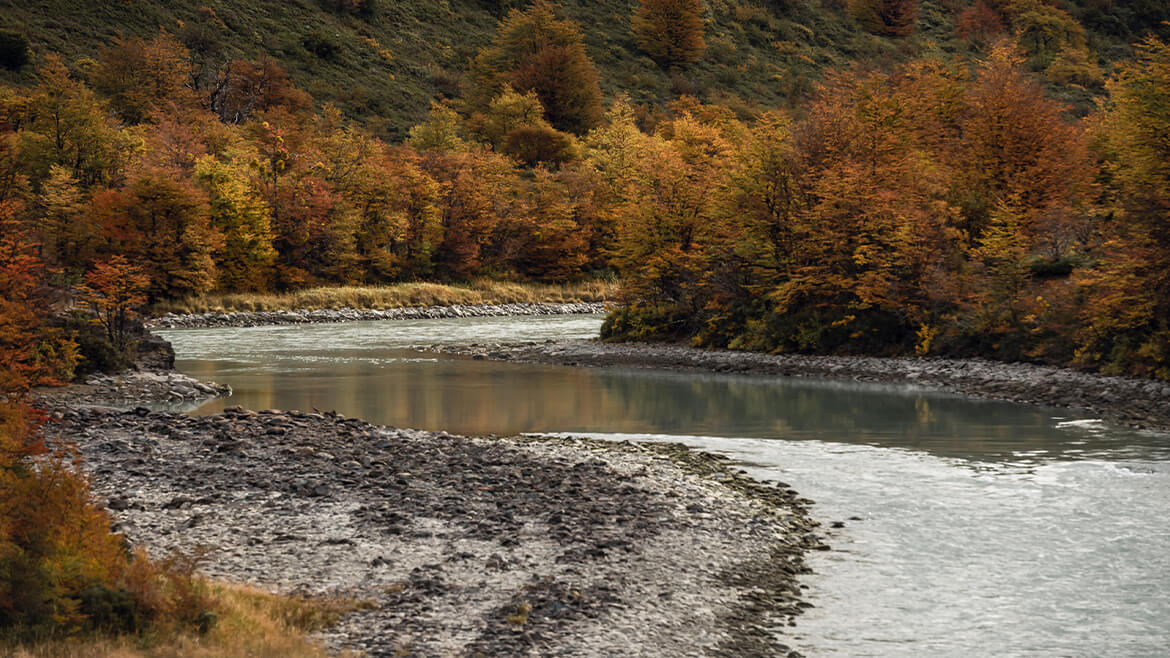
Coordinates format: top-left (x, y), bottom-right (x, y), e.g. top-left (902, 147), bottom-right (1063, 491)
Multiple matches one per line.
top-left (153, 278), bottom-right (619, 315)
top-left (6, 583), bottom-right (370, 658)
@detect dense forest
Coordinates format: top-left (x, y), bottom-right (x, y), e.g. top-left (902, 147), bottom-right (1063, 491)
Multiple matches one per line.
top-left (1, 0), bottom-right (1169, 643)
top-left (1, 0), bottom-right (1167, 382)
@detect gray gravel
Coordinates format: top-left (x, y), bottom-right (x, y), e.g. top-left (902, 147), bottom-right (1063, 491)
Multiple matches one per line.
top-left (35, 369), bottom-right (231, 409)
top-left (34, 326), bottom-right (821, 657)
top-left (429, 340), bottom-right (1170, 431)
top-left (149, 302), bottom-right (607, 329)
top-left (42, 407), bottom-right (820, 657)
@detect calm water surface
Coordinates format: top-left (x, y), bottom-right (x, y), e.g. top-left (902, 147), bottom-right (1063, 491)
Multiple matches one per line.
top-left (160, 315), bottom-right (1170, 657)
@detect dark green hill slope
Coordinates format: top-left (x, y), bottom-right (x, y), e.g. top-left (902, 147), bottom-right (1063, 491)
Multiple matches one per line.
top-left (1, 0), bottom-right (1166, 137)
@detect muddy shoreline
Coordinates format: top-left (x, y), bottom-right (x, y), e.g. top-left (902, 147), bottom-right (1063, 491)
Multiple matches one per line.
top-left (36, 338), bottom-right (822, 656)
top-left (430, 340), bottom-right (1170, 432)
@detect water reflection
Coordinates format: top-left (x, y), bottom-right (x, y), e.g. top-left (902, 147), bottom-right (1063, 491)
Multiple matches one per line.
top-left (159, 316), bottom-right (1170, 657)
top-left (162, 316), bottom-right (1170, 465)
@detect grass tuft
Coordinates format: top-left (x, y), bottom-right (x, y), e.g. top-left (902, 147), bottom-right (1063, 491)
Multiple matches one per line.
top-left (153, 278), bottom-right (619, 315)
top-left (5, 583), bottom-right (369, 658)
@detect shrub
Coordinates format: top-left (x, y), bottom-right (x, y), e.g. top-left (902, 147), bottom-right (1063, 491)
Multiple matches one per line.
top-left (54, 311), bottom-right (132, 378)
top-left (600, 305), bottom-right (696, 342)
top-left (0, 31), bottom-right (29, 70)
top-left (79, 584), bottom-right (143, 634)
top-left (303, 29), bottom-right (342, 60)
top-left (503, 125), bottom-right (576, 166)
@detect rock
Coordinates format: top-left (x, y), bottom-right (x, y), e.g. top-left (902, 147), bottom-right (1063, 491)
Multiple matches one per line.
top-left (107, 496), bottom-right (130, 511)
top-left (41, 408), bottom-right (818, 657)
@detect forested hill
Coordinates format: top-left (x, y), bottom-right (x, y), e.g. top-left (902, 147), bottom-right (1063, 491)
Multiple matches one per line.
top-left (1, 0), bottom-right (1169, 389)
top-left (1, 0), bottom-right (1167, 137)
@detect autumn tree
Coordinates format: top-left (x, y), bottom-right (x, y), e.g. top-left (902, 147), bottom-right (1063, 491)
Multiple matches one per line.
top-left (0, 215), bottom-right (78, 390)
top-left (424, 149), bottom-right (517, 279)
top-left (1077, 37), bottom-right (1170, 378)
top-left (469, 0), bottom-right (604, 135)
top-left (710, 110), bottom-right (804, 345)
top-left (610, 112), bottom-right (731, 320)
top-left (492, 167), bottom-right (590, 279)
top-left (348, 149), bottom-right (444, 282)
top-left (93, 32), bottom-right (195, 125)
top-left (768, 70), bottom-right (963, 353)
top-left (93, 166), bottom-right (219, 300)
top-left (407, 101), bottom-right (468, 153)
top-left (193, 155), bottom-right (274, 291)
top-left (76, 256), bottom-right (150, 353)
top-left (34, 165), bottom-right (96, 274)
top-left (955, 1), bottom-right (1004, 48)
top-left (17, 56), bottom-right (127, 187)
top-left (631, 0), bottom-right (706, 67)
top-left (209, 58), bottom-right (311, 125)
top-left (469, 86), bottom-right (578, 166)
top-left (848, 0), bottom-right (919, 37)
top-left (0, 230), bottom-right (181, 639)
top-left (952, 45), bottom-right (1093, 251)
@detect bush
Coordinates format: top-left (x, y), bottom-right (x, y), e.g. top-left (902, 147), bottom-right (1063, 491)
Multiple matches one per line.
top-left (53, 311), bottom-right (132, 378)
top-left (0, 31), bottom-right (29, 70)
top-left (303, 29), bottom-right (342, 60)
top-left (600, 304), bottom-right (696, 342)
top-left (502, 125), bottom-right (576, 166)
top-left (80, 584), bottom-right (143, 634)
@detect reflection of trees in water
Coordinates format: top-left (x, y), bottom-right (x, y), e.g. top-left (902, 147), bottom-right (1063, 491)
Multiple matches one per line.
top-left (592, 370), bottom-right (1055, 451)
top-left (181, 356), bottom-right (1127, 462)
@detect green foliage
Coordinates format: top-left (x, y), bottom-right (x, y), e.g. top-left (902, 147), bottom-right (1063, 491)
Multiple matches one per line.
top-left (0, 0), bottom-right (1157, 137)
top-left (79, 584), bottom-right (143, 634)
top-left (600, 304), bottom-right (696, 342)
top-left (54, 312), bottom-right (132, 378)
top-left (303, 28), bottom-right (342, 60)
top-left (849, 0), bottom-right (919, 37)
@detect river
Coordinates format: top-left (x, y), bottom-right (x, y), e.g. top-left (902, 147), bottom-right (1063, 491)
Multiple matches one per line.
top-left (159, 314), bottom-right (1170, 656)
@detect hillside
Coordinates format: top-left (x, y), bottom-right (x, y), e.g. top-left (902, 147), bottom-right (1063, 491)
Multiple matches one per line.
top-left (3, 0), bottom-right (1164, 138)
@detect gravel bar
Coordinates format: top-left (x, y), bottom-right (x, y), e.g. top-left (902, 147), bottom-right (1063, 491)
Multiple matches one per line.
top-left (149, 302), bottom-right (607, 329)
top-left (34, 327), bottom-right (823, 657)
top-left (41, 407), bottom-right (821, 657)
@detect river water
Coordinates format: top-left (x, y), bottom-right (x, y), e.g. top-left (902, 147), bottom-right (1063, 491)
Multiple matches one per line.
top-left (160, 315), bottom-right (1170, 657)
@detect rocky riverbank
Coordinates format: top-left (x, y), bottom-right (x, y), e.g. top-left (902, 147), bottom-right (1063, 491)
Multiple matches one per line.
top-left (149, 302), bottom-right (607, 329)
top-left (33, 324), bottom-right (824, 656)
top-left (429, 341), bottom-right (1170, 432)
top-left (35, 369), bottom-right (232, 410)
top-left (41, 405), bottom-right (822, 657)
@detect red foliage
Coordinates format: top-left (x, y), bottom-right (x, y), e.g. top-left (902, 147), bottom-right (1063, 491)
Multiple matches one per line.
top-left (955, 0), bottom-right (1005, 47)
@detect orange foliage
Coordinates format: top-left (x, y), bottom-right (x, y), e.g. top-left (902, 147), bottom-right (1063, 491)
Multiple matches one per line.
top-left (469, 0), bottom-right (603, 135)
top-left (76, 256), bottom-right (150, 352)
top-left (210, 58), bottom-right (311, 125)
top-left (632, 0), bottom-right (707, 67)
top-left (93, 32), bottom-right (196, 124)
top-left (0, 214), bottom-right (77, 391)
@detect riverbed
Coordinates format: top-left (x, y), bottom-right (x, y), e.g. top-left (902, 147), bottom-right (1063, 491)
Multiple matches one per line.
top-left (160, 314), bottom-right (1170, 656)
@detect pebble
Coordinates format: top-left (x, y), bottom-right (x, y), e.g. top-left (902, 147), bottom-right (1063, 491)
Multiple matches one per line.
top-left (40, 394), bottom-right (820, 657)
top-left (148, 302), bottom-right (608, 329)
